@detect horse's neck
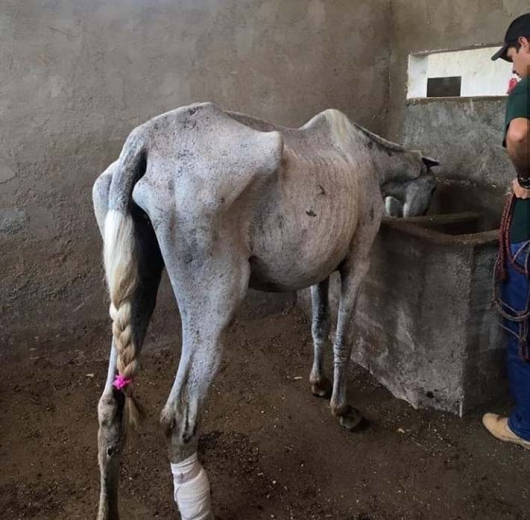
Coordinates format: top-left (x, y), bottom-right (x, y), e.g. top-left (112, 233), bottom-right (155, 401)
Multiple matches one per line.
top-left (374, 148), bottom-right (415, 185)
top-left (349, 124), bottom-right (412, 185)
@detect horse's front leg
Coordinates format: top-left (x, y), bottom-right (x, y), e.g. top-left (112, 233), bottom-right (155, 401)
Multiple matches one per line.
top-left (309, 278), bottom-right (333, 398)
top-left (330, 257), bottom-right (371, 430)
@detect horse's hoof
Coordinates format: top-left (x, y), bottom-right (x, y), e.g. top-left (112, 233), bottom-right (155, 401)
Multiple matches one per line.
top-left (311, 378), bottom-right (332, 399)
top-left (338, 405), bottom-right (367, 431)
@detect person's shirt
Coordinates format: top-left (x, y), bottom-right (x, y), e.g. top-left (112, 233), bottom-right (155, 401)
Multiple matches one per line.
top-left (504, 77), bottom-right (530, 243)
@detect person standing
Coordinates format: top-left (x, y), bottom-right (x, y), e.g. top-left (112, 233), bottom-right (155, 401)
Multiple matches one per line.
top-left (484, 13), bottom-right (530, 448)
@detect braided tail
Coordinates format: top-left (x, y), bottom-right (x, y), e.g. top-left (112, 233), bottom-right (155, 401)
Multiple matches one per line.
top-left (103, 127), bottom-right (147, 432)
top-left (104, 210), bottom-right (143, 430)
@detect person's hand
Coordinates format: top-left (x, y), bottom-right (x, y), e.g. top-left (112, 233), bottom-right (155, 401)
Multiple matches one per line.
top-left (512, 178), bottom-right (530, 199)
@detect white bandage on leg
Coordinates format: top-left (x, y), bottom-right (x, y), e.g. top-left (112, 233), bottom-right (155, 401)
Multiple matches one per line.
top-left (171, 453), bottom-right (212, 520)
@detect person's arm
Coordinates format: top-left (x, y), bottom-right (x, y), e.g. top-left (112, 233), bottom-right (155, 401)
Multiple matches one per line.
top-left (507, 118), bottom-right (530, 198)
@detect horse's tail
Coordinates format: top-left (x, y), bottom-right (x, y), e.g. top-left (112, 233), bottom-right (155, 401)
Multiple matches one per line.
top-left (103, 127), bottom-right (148, 432)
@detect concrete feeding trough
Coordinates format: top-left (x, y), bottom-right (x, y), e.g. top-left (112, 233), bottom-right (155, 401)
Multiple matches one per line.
top-left (300, 204), bottom-right (505, 416)
top-left (350, 210), bottom-right (503, 416)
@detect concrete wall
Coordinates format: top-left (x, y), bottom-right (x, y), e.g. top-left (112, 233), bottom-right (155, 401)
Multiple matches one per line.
top-left (403, 97), bottom-right (512, 229)
top-left (407, 47), bottom-right (513, 98)
top-left (388, 1), bottom-right (530, 227)
top-left (0, 0), bottom-right (391, 359)
top-left (389, 0), bottom-right (530, 141)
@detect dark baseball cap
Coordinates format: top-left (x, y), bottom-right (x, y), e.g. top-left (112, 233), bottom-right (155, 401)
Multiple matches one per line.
top-left (491, 13), bottom-right (530, 61)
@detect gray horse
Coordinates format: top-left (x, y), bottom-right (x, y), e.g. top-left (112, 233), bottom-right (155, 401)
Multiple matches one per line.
top-left (92, 102), bottom-right (437, 519)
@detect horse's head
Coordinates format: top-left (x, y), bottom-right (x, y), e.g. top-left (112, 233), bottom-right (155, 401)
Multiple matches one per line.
top-left (382, 157), bottom-right (438, 218)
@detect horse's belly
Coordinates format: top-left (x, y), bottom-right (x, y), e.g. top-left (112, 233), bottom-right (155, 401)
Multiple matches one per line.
top-left (246, 163), bottom-right (362, 291)
top-left (248, 223), bottom-right (355, 292)
top-left (248, 262), bottom-right (333, 292)
top-left (248, 259), bottom-right (325, 292)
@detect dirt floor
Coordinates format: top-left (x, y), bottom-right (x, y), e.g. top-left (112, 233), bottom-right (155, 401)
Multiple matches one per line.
top-left (1, 306), bottom-right (529, 520)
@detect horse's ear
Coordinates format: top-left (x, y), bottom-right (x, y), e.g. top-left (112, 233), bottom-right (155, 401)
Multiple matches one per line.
top-left (422, 156), bottom-right (440, 169)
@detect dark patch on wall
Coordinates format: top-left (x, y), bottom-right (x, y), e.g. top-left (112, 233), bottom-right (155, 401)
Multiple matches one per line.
top-left (427, 76), bottom-right (462, 98)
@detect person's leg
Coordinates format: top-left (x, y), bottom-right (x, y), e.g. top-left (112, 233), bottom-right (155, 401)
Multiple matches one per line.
top-left (505, 242), bottom-right (530, 440)
top-left (483, 242), bottom-right (530, 448)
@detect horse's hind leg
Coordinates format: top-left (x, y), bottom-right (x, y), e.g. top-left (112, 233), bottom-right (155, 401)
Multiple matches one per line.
top-left (97, 223), bottom-right (163, 519)
top-left (309, 278), bottom-right (332, 398)
top-left (97, 226), bottom-right (163, 519)
top-left (94, 172), bottom-right (164, 519)
top-left (155, 223), bottom-right (250, 520)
